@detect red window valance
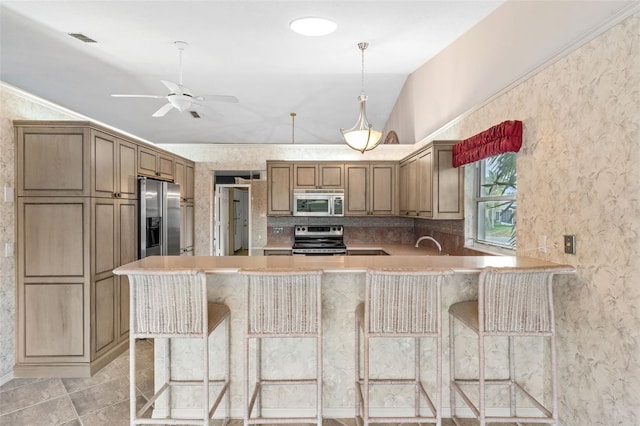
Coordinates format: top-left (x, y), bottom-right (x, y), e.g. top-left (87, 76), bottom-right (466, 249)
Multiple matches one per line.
top-left (452, 120), bottom-right (523, 167)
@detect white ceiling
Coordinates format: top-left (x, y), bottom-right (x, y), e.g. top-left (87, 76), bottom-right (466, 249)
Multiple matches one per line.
top-left (1, 1), bottom-right (634, 147)
top-left (1, 0), bottom-right (506, 145)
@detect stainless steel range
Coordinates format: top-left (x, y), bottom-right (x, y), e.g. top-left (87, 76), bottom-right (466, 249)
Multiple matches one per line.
top-left (292, 225), bottom-right (347, 255)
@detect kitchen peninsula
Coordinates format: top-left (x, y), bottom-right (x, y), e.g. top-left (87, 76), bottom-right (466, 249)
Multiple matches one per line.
top-left (114, 254), bottom-right (574, 419)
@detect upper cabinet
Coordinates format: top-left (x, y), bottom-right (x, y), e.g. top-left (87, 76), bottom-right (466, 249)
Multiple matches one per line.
top-left (138, 145), bottom-right (174, 181)
top-left (399, 140), bottom-right (463, 220)
top-left (267, 162), bottom-right (293, 215)
top-left (16, 124), bottom-right (91, 197)
top-left (174, 159), bottom-right (195, 202)
top-left (92, 130), bottom-right (137, 199)
top-left (293, 163), bottom-right (344, 189)
top-left (344, 162), bottom-right (396, 216)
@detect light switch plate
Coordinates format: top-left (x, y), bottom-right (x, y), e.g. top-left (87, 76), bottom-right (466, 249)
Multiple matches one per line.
top-left (564, 235), bottom-right (576, 254)
top-left (5, 242), bottom-right (14, 257)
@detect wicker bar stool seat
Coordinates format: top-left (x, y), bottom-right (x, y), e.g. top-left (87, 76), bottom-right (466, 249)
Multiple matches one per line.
top-left (449, 267), bottom-right (561, 426)
top-left (127, 270), bottom-right (230, 426)
top-left (241, 268), bottom-right (324, 426)
top-left (355, 267), bottom-right (453, 426)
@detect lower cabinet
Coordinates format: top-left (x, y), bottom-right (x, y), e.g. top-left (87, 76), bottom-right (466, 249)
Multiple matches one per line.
top-left (15, 196), bottom-right (136, 377)
top-left (180, 202), bottom-right (194, 255)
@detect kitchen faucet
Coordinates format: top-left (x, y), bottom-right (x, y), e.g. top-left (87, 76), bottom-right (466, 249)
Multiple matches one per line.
top-left (415, 236), bottom-right (442, 255)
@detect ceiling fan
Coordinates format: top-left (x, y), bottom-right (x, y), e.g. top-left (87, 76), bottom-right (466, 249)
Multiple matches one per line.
top-left (112, 41), bottom-right (239, 117)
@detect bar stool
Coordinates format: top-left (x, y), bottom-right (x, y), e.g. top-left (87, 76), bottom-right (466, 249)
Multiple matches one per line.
top-left (127, 270), bottom-right (230, 426)
top-left (449, 267), bottom-right (560, 426)
top-left (355, 267), bottom-right (453, 426)
top-left (241, 268), bottom-right (323, 426)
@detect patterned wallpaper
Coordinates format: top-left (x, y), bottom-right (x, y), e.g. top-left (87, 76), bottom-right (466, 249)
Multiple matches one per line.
top-left (423, 14), bottom-right (640, 425)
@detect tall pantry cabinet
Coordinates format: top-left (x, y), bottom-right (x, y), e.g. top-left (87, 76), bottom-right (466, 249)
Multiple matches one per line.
top-left (13, 121), bottom-right (193, 377)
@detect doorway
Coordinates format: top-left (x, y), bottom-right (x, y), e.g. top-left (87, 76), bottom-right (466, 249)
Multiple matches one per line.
top-left (214, 183), bottom-right (251, 256)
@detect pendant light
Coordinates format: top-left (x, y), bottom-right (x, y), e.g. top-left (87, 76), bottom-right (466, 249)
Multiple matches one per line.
top-left (341, 42), bottom-right (382, 153)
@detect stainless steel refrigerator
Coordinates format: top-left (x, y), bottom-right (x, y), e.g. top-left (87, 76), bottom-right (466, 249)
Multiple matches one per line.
top-left (139, 177), bottom-right (181, 258)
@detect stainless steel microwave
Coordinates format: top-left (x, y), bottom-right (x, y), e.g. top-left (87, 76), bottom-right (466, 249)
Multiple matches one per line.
top-left (293, 189), bottom-right (344, 216)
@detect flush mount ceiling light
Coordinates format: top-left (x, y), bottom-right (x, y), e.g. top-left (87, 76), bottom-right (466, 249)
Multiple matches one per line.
top-left (341, 42), bottom-right (382, 153)
top-left (289, 17), bottom-right (337, 36)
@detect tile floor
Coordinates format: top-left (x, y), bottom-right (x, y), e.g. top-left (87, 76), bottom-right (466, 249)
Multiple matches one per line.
top-left (0, 340), bottom-right (153, 426)
top-left (0, 341), bottom-right (526, 426)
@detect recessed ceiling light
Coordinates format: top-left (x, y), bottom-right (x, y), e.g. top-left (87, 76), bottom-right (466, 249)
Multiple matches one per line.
top-left (290, 17), bottom-right (337, 37)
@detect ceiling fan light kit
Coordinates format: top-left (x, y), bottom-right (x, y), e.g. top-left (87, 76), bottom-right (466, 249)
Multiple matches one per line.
top-left (289, 17), bottom-right (337, 36)
top-left (341, 42), bottom-right (382, 153)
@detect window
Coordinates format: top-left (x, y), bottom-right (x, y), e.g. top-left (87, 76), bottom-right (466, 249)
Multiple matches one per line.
top-left (474, 152), bottom-right (516, 250)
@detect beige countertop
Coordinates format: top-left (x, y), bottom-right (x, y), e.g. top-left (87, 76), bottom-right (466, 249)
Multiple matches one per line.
top-left (114, 254), bottom-right (574, 275)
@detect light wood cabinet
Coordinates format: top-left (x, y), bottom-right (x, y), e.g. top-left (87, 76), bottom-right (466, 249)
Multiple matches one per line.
top-left (267, 162), bottom-right (293, 215)
top-left (293, 163), bottom-right (344, 189)
top-left (17, 197), bottom-right (91, 367)
top-left (180, 202), bottom-right (194, 255)
top-left (344, 162), bottom-right (396, 216)
top-left (17, 125), bottom-right (90, 197)
top-left (175, 159), bottom-right (196, 202)
top-left (399, 141), bottom-right (463, 220)
top-left (92, 130), bottom-right (138, 200)
top-left (138, 145), bottom-right (174, 180)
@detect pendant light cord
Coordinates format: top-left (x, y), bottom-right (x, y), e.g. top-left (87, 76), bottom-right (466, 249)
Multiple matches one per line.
top-left (358, 42), bottom-right (368, 96)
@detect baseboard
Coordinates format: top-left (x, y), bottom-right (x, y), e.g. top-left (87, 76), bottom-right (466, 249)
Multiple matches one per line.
top-left (0, 370), bottom-right (14, 387)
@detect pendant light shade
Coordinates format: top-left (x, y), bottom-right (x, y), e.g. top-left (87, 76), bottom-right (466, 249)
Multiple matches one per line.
top-left (341, 42), bottom-right (382, 153)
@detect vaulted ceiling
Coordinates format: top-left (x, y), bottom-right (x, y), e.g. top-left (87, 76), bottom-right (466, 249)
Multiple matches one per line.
top-left (0, 1), bottom-right (634, 146)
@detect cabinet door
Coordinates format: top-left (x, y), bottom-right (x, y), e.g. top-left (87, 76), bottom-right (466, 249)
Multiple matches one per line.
top-left (370, 163), bottom-right (396, 215)
top-left (267, 163), bottom-right (293, 215)
top-left (399, 158), bottom-right (417, 216)
top-left (344, 164), bottom-right (369, 215)
top-left (92, 130), bottom-right (116, 198)
top-left (319, 164), bottom-right (344, 188)
top-left (92, 198), bottom-right (117, 357)
top-left (185, 163), bottom-right (195, 201)
top-left (175, 160), bottom-right (186, 199)
top-left (417, 149), bottom-right (433, 217)
top-left (17, 126), bottom-right (90, 197)
top-left (137, 146), bottom-right (158, 177)
top-left (117, 199), bottom-right (137, 340)
top-left (18, 197), bottom-right (90, 363)
top-left (180, 202), bottom-right (195, 256)
top-left (116, 139), bottom-right (137, 199)
top-left (294, 164), bottom-right (318, 188)
top-left (157, 153), bottom-right (175, 180)
top-left (433, 145), bottom-right (463, 219)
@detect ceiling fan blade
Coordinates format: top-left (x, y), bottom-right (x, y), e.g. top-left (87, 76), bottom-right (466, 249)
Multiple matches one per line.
top-left (196, 94), bottom-right (239, 103)
top-left (112, 94), bottom-right (165, 98)
top-left (152, 103), bottom-right (174, 117)
top-left (161, 80), bottom-right (182, 94)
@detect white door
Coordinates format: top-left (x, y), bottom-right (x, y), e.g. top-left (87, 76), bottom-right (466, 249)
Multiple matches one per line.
top-left (214, 184), bottom-right (252, 256)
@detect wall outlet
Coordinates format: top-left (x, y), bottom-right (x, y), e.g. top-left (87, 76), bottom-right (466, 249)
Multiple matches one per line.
top-left (564, 235), bottom-right (576, 254)
top-left (273, 227), bottom-right (284, 235)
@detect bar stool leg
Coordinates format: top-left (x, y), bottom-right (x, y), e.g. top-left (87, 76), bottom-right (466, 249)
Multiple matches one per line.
top-left (167, 339), bottom-right (172, 420)
top-left (363, 331), bottom-right (370, 426)
top-left (203, 333), bottom-right (209, 426)
top-left (414, 337), bottom-right (420, 417)
top-left (509, 336), bottom-right (516, 418)
top-left (355, 315), bottom-right (361, 421)
top-left (317, 331), bottom-right (323, 426)
top-left (449, 312), bottom-right (457, 424)
top-left (479, 333), bottom-right (486, 426)
top-left (130, 336), bottom-right (136, 424)
top-left (256, 338), bottom-right (262, 419)
top-left (225, 315), bottom-right (231, 424)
